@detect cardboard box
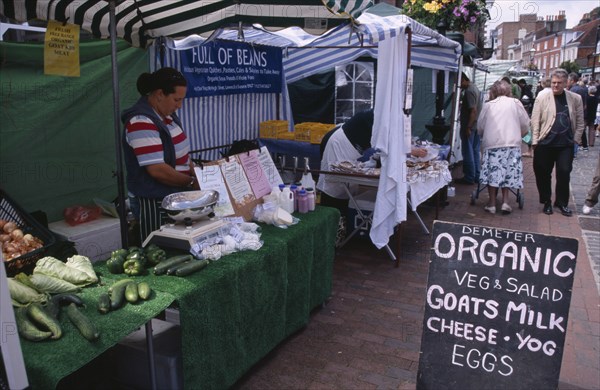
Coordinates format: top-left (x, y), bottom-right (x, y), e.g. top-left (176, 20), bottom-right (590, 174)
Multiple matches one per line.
top-left (347, 189), bottom-right (376, 238)
top-left (110, 319), bottom-right (183, 390)
top-left (49, 216), bottom-right (122, 262)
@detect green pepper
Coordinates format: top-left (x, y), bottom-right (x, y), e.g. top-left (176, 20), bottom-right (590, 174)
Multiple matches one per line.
top-left (106, 256), bottom-right (125, 274)
top-left (111, 248), bottom-right (128, 259)
top-left (122, 258), bottom-right (144, 276)
top-left (126, 251), bottom-right (147, 268)
top-left (128, 246), bottom-right (143, 254)
top-left (145, 244), bottom-right (161, 253)
top-left (146, 248), bottom-right (166, 266)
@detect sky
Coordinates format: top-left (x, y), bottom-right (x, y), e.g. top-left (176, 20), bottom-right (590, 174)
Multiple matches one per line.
top-left (486, 0), bottom-right (599, 31)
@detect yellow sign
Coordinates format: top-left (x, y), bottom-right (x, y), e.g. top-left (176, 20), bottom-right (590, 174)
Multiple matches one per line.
top-left (44, 20), bottom-right (80, 77)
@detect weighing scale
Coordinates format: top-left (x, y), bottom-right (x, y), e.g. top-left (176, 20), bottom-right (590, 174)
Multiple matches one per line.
top-left (142, 218), bottom-right (226, 252)
top-left (142, 190), bottom-right (225, 251)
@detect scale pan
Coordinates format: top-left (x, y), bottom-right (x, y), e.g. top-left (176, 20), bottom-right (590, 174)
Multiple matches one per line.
top-left (161, 190), bottom-right (219, 222)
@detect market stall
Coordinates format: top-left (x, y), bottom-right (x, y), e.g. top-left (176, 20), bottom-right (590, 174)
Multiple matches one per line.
top-left (156, 9), bottom-right (460, 249)
top-left (14, 206), bottom-right (339, 390)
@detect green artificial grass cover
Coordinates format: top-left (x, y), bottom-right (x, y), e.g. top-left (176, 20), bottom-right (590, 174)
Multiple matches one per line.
top-left (18, 206), bottom-right (340, 389)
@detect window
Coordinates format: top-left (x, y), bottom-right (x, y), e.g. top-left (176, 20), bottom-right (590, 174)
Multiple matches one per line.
top-left (334, 61), bottom-right (375, 124)
top-left (544, 41), bottom-right (547, 50)
top-left (554, 37), bottom-right (557, 47)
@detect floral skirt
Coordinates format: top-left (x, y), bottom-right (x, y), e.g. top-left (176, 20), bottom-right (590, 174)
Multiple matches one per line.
top-left (479, 147), bottom-right (523, 189)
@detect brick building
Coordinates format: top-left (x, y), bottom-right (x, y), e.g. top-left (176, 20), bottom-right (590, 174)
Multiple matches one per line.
top-left (493, 14), bottom-right (545, 59)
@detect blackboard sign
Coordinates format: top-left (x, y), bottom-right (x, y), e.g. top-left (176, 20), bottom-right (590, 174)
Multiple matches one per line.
top-left (417, 221), bottom-right (578, 390)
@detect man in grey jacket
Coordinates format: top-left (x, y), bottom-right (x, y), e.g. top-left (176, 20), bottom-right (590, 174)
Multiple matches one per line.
top-left (531, 69), bottom-right (585, 216)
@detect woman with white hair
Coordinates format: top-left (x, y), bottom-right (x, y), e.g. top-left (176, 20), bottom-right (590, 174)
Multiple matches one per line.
top-left (477, 80), bottom-right (530, 214)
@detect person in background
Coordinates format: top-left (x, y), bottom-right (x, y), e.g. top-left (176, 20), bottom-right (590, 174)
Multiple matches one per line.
top-left (531, 69), bottom-right (584, 217)
top-left (317, 109), bottom-right (428, 211)
top-left (455, 72), bottom-right (481, 185)
top-left (568, 73), bottom-right (588, 152)
top-left (582, 154), bottom-right (600, 215)
top-left (122, 67), bottom-right (199, 243)
top-left (317, 109), bottom-right (374, 213)
top-left (585, 85), bottom-right (598, 148)
top-left (477, 80), bottom-right (530, 214)
top-left (502, 76), bottom-right (520, 100)
top-left (518, 78), bottom-right (534, 102)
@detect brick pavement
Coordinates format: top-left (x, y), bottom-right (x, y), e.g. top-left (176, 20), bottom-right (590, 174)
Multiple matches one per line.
top-left (233, 148), bottom-right (600, 390)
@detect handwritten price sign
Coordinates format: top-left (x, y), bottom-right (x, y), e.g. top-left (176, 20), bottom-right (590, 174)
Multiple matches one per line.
top-left (417, 221), bottom-right (577, 390)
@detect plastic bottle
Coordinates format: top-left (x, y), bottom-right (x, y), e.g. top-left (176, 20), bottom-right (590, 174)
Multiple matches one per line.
top-left (278, 183), bottom-right (286, 192)
top-left (279, 187), bottom-right (295, 214)
top-left (305, 187), bottom-right (316, 211)
top-left (290, 184), bottom-right (299, 212)
top-left (297, 189), bottom-right (309, 214)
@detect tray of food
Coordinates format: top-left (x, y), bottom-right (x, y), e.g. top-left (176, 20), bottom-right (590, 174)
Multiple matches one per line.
top-left (0, 188), bottom-right (56, 276)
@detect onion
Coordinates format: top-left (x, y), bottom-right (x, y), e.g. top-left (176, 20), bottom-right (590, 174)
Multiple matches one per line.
top-left (0, 234), bottom-right (10, 243)
top-left (23, 233), bottom-right (34, 242)
top-left (10, 229), bottom-right (24, 240)
top-left (3, 221), bottom-right (17, 233)
top-left (0, 220), bottom-right (6, 230)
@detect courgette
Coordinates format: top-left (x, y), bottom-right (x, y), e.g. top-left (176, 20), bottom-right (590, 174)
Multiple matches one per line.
top-left (14, 307), bottom-right (52, 342)
top-left (154, 255), bottom-right (192, 275)
top-left (109, 278), bottom-right (134, 310)
top-left (27, 302), bottom-right (62, 339)
top-left (65, 303), bottom-right (99, 341)
top-left (97, 293), bottom-right (111, 314)
top-left (137, 282), bottom-right (152, 300)
top-left (172, 259), bottom-right (210, 277)
top-left (124, 282), bottom-right (139, 303)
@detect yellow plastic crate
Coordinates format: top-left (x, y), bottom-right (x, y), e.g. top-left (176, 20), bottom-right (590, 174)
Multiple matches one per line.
top-left (293, 122), bottom-right (312, 142)
top-left (259, 120), bottom-right (288, 139)
top-left (277, 128), bottom-right (295, 140)
top-left (310, 124), bottom-right (336, 144)
top-left (294, 122), bottom-right (336, 144)
top-left (293, 122), bottom-right (317, 142)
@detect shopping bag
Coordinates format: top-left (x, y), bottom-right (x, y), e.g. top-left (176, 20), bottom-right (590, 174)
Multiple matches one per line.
top-left (522, 130), bottom-right (532, 144)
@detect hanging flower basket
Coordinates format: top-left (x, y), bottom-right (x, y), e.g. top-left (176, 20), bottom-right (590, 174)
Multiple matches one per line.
top-left (401, 0), bottom-right (490, 33)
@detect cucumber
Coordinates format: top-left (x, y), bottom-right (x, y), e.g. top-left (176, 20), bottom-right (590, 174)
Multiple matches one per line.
top-left (137, 282), bottom-right (152, 300)
top-left (172, 259), bottom-right (210, 277)
top-left (97, 293), bottom-right (111, 314)
top-left (14, 307), bottom-right (52, 342)
top-left (154, 255), bottom-right (192, 275)
top-left (124, 282), bottom-right (139, 303)
top-left (109, 279), bottom-right (134, 310)
top-left (65, 303), bottom-right (99, 341)
top-left (27, 302), bottom-right (62, 339)
top-left (108, 278), bottom-right (134, 294)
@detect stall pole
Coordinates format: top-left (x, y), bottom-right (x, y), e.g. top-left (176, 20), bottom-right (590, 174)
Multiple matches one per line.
top-left (107, 0), bottom-right (129, 250)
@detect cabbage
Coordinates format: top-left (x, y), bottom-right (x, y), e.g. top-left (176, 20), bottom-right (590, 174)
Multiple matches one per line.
top-left (65, 255), bottom-right (98, 285)
top-left (8, 278), bottom-right (48, 306)
top-left (29, 274), bottom-right (80, 294)
top-left (33, 256), bottom-right (90, 285)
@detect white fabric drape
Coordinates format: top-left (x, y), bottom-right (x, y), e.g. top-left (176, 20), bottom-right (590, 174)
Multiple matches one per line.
top-left (369, 34), bottom-right (408, 249)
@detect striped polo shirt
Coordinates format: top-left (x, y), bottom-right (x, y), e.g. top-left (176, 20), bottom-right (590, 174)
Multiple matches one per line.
top-left (125, 113), bottom-right (191, 174)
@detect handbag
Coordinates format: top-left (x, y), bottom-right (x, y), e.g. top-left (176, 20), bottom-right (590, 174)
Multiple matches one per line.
top-left (522, 130), bottom-right (532, 144)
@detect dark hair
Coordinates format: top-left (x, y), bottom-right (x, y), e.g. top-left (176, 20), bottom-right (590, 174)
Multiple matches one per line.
top-left (461, 72), bottom-right (470, 81)
top-left (136, 67), bottom-right (187, 96)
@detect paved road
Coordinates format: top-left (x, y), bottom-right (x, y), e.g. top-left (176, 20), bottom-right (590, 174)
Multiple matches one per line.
top-left (571, 146), bottom-right (600, 295)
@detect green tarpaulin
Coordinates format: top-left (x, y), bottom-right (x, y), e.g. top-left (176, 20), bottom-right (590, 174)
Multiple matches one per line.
top-left (0, 40), bottom-right (148, 222)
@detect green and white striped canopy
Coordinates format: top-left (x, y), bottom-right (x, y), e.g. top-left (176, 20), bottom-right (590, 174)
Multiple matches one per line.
top-left (0, 0), bottom-right (349, 47)
top-left (322, 0), bottom-right (373, 19)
